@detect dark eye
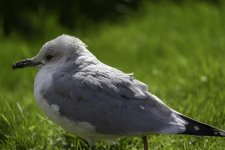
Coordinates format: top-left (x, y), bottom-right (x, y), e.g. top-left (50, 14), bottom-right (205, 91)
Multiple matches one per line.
top-left (46, 54), bottom-right (53, 60)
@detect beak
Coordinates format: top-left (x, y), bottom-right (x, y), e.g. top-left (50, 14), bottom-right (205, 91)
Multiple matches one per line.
top-left (12, 58), bottom-right (42, 70)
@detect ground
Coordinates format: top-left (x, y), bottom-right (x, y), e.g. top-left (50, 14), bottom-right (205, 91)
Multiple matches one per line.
top-left (0, 2), bottom-right (225, 149)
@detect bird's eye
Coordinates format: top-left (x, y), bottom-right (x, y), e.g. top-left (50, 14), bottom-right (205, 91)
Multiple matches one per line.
top-left (46, 54), bottom-right (53, 60)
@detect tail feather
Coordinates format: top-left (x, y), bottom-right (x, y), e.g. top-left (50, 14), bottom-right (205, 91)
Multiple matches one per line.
top-left (177, 114), bottom-right (225, 137)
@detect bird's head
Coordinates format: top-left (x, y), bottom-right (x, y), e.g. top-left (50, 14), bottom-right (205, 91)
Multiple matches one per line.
top-left (12, 34), bottom-right (87, 69)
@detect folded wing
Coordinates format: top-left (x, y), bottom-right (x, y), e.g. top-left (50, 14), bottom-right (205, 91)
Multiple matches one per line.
top-left (43, 63), bottom-right (188, 136)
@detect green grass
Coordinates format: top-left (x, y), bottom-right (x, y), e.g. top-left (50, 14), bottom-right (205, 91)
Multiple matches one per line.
top-left (1, 2), bottom-right (225, 149)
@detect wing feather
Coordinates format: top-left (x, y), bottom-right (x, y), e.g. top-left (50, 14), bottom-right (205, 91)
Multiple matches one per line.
top-left (71, 64), bottom-right (149, 99)
top-left (43, 63), bottom-right (183, 136)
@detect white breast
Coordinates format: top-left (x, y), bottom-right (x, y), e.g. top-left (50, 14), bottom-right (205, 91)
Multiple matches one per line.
top-left (34, 66), bottom-right (96, 139)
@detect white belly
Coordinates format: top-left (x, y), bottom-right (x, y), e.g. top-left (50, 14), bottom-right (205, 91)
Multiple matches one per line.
top-left (34, 67), bottom-right (96, 139)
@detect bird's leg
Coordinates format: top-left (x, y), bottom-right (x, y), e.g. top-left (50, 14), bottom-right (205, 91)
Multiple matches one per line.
top-left (142, 136), bottom-right (148, 150)
top-left (91, 145), bottom-right (95, 150)
top-left (86, 137), bottom-right (95, 150)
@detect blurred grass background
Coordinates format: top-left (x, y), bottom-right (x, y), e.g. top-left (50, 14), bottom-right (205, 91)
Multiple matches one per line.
top-left (0, 0), bottom-right (225, 149)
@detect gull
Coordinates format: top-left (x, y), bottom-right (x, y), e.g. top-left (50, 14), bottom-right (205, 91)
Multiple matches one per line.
top-left (12, 34), bottom-right (225, 150)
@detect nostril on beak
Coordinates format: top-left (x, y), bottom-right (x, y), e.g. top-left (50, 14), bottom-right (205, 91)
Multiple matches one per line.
top-left (12, 59), bottom-right (42, 70)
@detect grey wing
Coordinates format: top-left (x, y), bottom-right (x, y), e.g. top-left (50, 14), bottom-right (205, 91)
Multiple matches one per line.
top-left (44, 65), bottom-right (186, 136)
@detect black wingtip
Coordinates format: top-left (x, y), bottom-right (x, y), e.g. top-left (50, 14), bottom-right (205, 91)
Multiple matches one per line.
top-left (177, 114), bottom-right (225, 137)
top-left (12, 63), bottom-right (17, 70)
